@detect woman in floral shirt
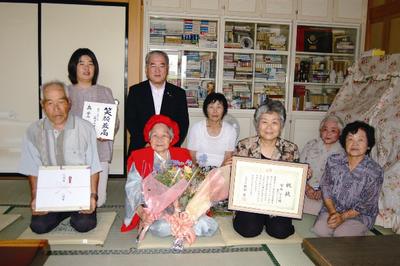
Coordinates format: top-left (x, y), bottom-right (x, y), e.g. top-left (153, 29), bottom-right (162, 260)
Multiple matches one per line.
top-left (233, 99), bottom-right (299, 239)
top-left (313, 121), bottom-right (384, 237)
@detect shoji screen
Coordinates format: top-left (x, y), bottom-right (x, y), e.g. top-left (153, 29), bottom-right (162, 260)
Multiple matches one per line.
top-left (0, 3), bottom-right (38, 173)
top-left (41, 3), bottom-right (127, 175)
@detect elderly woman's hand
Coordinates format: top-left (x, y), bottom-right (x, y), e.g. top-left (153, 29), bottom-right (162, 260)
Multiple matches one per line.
top-left (327, 212), bottom-right (344, 229)
top-left (306, 167), bottom-right (313, 180)
top-left (221, 156), bottom-right (233, 166)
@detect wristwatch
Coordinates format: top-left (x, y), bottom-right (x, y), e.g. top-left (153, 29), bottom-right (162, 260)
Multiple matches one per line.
top-left (90, 193), bottom-right (98, 201)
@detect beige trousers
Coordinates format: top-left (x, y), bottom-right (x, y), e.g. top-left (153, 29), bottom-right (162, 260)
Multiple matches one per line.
top-left (312, 212), bottom-right (369, 237)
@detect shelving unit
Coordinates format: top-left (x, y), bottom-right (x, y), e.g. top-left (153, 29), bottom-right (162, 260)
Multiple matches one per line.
top-left (291, 24), bottom-right (359, 111)
top-left (222, 20), bottom-right (291, 109)
top-left (147, 16), bottom-right (219, 108)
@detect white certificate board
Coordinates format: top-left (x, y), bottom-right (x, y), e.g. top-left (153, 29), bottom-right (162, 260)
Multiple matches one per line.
top-left (36, 165), bottom-right (91, 212)
top-left (82, 101), bottom-right (117, 140)
top-left (228, 157), bottom-right (308, 219)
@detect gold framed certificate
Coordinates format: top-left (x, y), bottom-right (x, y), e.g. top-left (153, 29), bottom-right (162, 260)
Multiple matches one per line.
top-left (228, 157), bottom-right (308, 219)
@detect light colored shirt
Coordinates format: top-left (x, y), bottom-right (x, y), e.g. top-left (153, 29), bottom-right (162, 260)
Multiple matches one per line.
top-left (320, 153), bottom-right (384, 229)
top-left (187, 120), bottom-right (236, 167)
top-left (150, 81), bottom-right (166, 115)
top-left (19, 115), bottom-right (102, 176)
top-left (300, 138), bottom-right (344, 188)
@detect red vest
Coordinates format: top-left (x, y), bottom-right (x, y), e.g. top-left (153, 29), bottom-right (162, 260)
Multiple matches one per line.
top-left (121, 147), bottom-right (192, 232)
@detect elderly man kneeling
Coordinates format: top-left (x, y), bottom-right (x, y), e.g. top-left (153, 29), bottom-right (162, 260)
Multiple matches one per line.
top-left (19, 81), bottom-right (101, 234)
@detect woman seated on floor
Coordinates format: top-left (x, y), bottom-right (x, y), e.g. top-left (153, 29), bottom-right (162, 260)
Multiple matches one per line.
top-left (187, 93), bottom-right (237, 168)
top-left (313, 121), bottom-right (384, 237)
top-left (231, 98), bottom-right (299, 239)
top-left (121, 114), bottom-right (218, 237)
top-left (300, 114), bottom-right (345, 215)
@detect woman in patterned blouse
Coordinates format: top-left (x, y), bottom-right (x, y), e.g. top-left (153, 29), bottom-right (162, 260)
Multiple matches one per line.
top-left (313, 121), bottom-right (384, 237)
top-left (232, 99), bottom-right (299, 239)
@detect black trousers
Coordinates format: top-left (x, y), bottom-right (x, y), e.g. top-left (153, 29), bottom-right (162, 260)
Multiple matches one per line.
top-left (233, 211), bottom-right (294, 239)
top-left (30, 210), bottom-right (97, 234)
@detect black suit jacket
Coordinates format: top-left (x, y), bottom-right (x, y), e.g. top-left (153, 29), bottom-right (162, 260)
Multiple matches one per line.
top-left (126, 80), bottom-right (189, 154)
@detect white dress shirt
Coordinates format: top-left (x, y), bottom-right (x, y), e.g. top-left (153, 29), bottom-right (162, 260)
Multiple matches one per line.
top-left (150, 81), bottom-right (166, 115)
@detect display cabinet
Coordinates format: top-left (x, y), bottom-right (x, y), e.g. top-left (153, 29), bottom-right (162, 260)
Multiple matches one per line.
top-left (147, 16), bottom-right (218, 108)
top-left (222, 20), bottom-right (291, 109)
top-left (291, 24), bottom-right (359, 111)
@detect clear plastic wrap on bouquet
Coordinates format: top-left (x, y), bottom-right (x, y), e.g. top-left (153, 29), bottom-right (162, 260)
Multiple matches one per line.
top-left (137, 165), bottom-right (231, 249)
top-left (165, 166), bottom-right (231, 248)
top-left (138, 167), bottom-right (191, 241)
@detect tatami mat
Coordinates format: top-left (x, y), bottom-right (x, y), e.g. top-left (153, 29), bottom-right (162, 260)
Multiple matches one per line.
top-left (18, 212), bottom-right (116, 245)
top-left (138, 216), bottom-right (303, 249)
top-left (44, 250), bottom-right (275, 266)
top-left (267, 243), bottom-right (314, 266)
top-left (216, 216), bottom-right (303, 246)
top-left (0, 213), bottom-right (21, 231)
top-left (4, 178), bottom-right (393, 266)
top-left (0, 206), bottom-right (10, 214)
top-left (138, 227), bottom-right (226, 249)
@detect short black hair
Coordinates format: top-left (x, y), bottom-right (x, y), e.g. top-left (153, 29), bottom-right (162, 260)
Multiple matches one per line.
top-left (339, 120), bottom-right (376, 155)
top-left (68, 48), bottom-right (99, 85)
top-left (202, 93), bottom-right (228, 118)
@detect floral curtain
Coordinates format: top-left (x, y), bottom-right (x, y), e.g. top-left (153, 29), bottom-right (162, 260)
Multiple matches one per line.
top-left (328, 54), bottom-right (400, 234)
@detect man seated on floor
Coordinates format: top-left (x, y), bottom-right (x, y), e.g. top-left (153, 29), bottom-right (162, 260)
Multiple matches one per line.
top-left (19, 81), bottom-right (102, 234)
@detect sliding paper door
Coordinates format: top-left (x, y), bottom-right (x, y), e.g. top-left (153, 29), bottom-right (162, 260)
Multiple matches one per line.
top-left (0, 3), bottom-right (38, 173)
top-left (41, 3), bottom-right (127, 174)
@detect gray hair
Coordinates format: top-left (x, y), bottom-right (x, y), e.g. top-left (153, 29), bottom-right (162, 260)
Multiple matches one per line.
top-left (40, 80), bottom-right (69, 101)
top-left (145, 50), bottom-right (169, 66)
top-left (319, 114), bottom-right (344, 133)
top-left (148, 123), bottom-right (174, 141)
top-left (253, 100), bottom-right (286, 129)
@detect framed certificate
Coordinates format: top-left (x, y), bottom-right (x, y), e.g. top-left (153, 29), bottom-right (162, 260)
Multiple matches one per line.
top-left (35, 165), bottom-right (91, 212)
top-left (228, 157), bottom-right (308, 219)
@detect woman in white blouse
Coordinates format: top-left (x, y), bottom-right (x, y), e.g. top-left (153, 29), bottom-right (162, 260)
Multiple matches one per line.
top-left (187, 93), bottom-right (237, 168)
top-left (300, 114), bottom-right (345, 215)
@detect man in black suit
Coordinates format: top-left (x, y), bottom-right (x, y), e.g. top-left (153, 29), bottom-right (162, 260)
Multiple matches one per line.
top-left (126, 50), bottom-right (189, 154)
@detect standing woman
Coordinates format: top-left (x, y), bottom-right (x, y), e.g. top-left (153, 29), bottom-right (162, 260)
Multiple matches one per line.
top-left (233, 99), bottom-right (299, 239)
top-left (67, 48), bottom-right (119, 207)
top-left (187, 93), bottom-right (237, 168)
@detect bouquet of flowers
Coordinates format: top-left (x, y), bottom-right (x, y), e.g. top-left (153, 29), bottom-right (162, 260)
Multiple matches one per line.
top-left (138, 160), bottom-right (230, 249)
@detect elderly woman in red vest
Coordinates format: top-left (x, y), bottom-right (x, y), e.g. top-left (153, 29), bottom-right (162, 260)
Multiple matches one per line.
top-left (121, 114), bottom-right (191, 232)
top-left (121, 115), bottom-right (219, 238)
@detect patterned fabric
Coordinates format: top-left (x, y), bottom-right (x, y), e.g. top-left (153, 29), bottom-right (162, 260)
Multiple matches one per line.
top-left (328, 54), bottom-right (400, 232)
top-left (235, 136), bottom-right (299, 163)
top-left (300, 138), bottom-right (344, 188)
top-left (320, 153), bottom-right (384, 229)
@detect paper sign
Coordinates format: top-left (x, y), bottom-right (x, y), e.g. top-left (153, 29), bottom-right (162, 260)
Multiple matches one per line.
top-left (82, 101), bottom-right (117, 140)
top-left (35, 165), bottom-right (91, 212)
